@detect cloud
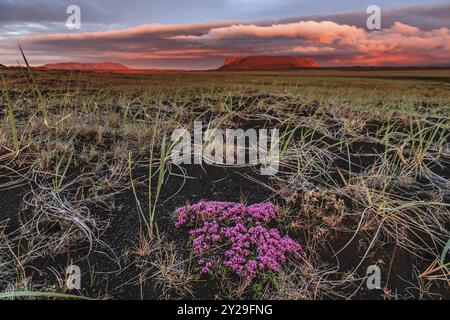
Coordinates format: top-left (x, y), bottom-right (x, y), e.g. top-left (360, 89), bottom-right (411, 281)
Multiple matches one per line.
top-left (1, 3), bottom-right (450, 68)
top-left (277, 2), bottom-right (450, 31)
top-left (170, 21), bottom-right (366, 45)
top-left (3, 21), bottom-right (243, 68)
top-left (291, 46), bottom-right (336, 53)
top-left (171, 20), bottom-right (450, 66)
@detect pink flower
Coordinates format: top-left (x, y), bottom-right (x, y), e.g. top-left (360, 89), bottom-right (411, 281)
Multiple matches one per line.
top-left (175, 201), bottom-right (305, 281)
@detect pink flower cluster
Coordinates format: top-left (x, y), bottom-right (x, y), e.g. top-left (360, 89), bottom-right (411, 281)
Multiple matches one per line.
top-left (175, 201), bottom-right (305, 281)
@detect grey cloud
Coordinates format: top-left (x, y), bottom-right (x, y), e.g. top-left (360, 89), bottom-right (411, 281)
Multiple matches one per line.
top-left (276, 3), bottom-right (450, 30)
top-left (1, 2), bottom-right (449, 68)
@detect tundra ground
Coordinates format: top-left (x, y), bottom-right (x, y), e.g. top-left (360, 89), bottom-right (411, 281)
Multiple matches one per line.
top-left (0, 67), bottom-right (449, 299)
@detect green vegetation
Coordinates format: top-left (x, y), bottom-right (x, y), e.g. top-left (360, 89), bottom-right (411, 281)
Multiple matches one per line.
top-left (0, 67), bottom-right (448, 299)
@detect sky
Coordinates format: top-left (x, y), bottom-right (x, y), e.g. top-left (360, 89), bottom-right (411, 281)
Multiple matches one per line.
top-left (1, 0), bottom-right (449, 69)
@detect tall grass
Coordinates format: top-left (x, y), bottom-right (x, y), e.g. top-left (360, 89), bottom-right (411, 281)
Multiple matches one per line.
top-left (18, 45), bottom-right (49, 126)
top-left (128, 152), bottom-right (149, 236)
top-left (1, 72), bottom-right (20, 153)
top-left (150, 134), bottom-right (167, 239)
top-left (52, 135), bottom-right (76, 192)
top-left (148, 110), bottom-right (167, 239)
top-left (1, 67), bottom-right (449, 299)
top-left (441, 239), bottom-right (450, 265)
top-left (53, 150), bottom-right (74, 192)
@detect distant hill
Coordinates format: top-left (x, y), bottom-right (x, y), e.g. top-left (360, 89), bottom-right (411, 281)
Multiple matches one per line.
top-left (40, 62), bottom-right (130, 71)
top-left (38, 62), bottom-right (186, 74)
top-left (0, 64), bottom-right (6, 69)
top-left (218, 56), bottom-right (318, 71)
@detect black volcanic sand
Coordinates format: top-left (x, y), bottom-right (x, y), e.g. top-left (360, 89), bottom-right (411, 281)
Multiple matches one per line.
top-left (92, 164), bottom-right (275, 299)
top-left (0, 165), bottom-right (273, 299)
top-left (0, 106), bottom-right (448, 299)
top-left (1, 162), bottom-right (448, 299)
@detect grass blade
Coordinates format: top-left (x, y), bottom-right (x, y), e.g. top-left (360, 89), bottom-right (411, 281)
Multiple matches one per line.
top-left (18, 44), bottom-right (49, 126)
top-left (0, 290), bottom-right (93, 300)
top-left (440, 238), bottom-right (450, 265)
top-left (1, 72), bottom-right (20, 152)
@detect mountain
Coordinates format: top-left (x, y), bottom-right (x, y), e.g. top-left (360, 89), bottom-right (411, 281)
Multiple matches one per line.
top-left (218, 56), bottom-right (318, 71)
top-left (40, 62), bottom-right (130, 71)
top-left (0, 64), bottom-right (6, 69)
top-left (38, 62), bottom-right (185, 74)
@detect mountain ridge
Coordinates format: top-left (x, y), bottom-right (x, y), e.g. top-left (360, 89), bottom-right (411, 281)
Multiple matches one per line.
top-left (40, 62), bottom-right (130, 71)
top-left (218, 56), bottom-right (318, 71)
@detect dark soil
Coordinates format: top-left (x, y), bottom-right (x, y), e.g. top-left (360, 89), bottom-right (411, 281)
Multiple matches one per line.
top-left (1, 162), bottom-right (447, 299)
top-left (0, 165), bottom-right (273, 299)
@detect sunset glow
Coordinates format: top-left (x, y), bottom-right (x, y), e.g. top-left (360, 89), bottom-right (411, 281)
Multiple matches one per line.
top-left (1, 1), bottom-right (449, 69)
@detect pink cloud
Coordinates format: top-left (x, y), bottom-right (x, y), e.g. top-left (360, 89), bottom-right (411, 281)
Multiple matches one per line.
top-left (171, 21), bottom-right (366, 45)
top-left (24, 22), bottom-right (235, 42)
top-left (291, 46), bottom-right (336, 53)
top-left (7, 18), bottom-right (450, 68)
top-left (172, 20), bottom-right (450, 66)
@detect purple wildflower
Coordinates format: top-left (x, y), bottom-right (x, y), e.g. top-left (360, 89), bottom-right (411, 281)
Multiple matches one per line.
top-left (175, 201), bottom-right (305, 281)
